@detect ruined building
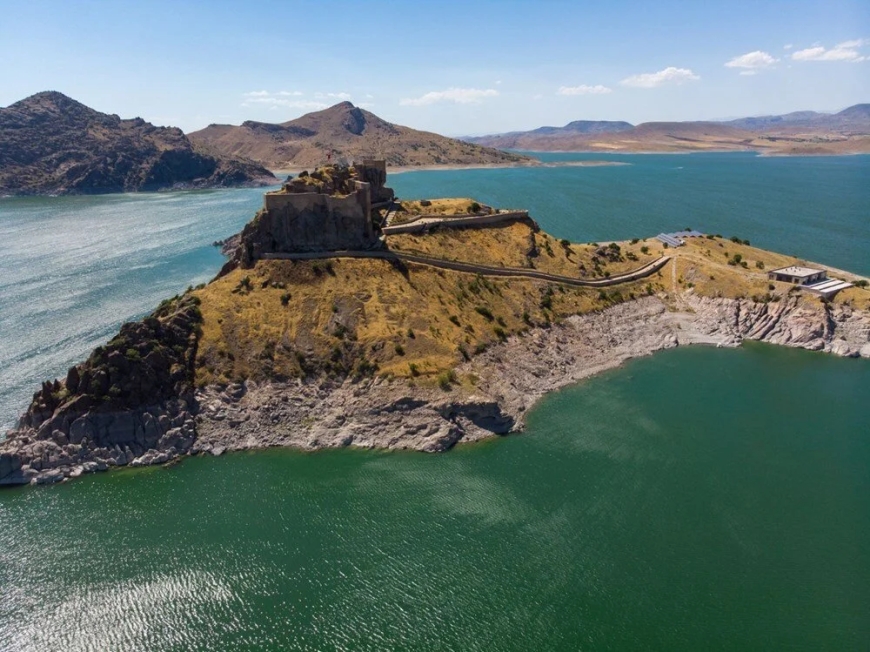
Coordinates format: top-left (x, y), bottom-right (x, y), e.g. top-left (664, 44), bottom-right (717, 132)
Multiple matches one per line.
top-left (236, 160), bottom-right (394, 265)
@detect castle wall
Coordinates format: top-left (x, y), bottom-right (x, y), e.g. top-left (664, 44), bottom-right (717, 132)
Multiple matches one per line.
top-left (246, 182), bottom-right (376, 258)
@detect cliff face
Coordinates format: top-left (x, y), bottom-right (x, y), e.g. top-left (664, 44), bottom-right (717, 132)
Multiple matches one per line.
top-left (0, 91), bottom-right (276, 195)
top-left (0, 295), bottom-right (203, 485)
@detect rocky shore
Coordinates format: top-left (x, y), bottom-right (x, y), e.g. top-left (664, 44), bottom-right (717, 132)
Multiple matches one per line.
top-left (3, 292), bottom-right (869, 486)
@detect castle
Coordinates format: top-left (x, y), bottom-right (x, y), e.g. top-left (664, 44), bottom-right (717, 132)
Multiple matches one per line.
top-left (237, 160), bottom-right (394, 265)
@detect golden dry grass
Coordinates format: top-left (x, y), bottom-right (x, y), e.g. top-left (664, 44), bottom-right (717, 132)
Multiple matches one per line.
top-left (192, 220), bottom-right (870, 388)
top-left (193, 254), bottom-right (659, 387)
top-left (386, 220), bottom-right (663, 278)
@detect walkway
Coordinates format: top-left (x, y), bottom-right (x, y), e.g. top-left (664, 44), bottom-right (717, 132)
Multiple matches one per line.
top-left (261, 249), bottom-right (671, 289)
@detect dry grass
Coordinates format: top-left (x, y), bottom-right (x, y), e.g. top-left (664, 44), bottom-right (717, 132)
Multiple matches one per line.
top-left (386, 220), bottom-right (662, 278)
top-left (192, 222), bottom-right (870, 388)
top-left (193, 255), bottom-right (658, 387)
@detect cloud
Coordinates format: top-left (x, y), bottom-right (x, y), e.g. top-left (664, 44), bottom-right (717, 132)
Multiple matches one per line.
top-left (241, 91), bottom-right (327, 110)
top-left (620, 67), bottom-right (700, 88)
top-left (783, 44), bottom-right (793, 50)
top-left (314, 92), bottom-right (352, 100)
top-left (792, 39), bottom-right (867, 62)
top-left (557, 84), bottom-right (612, 95)
top-left (725, 50), bottom-right (778, 71)
top-left (399, 87), bottom-right (499, 106)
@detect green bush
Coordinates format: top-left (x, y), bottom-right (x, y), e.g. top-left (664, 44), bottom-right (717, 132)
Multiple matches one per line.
top-left (475, 306), bottom-right (494, 321)
top-left (394, 343), bottom-right (405, 356)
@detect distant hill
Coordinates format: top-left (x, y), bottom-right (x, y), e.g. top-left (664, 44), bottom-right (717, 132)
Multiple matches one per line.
top-left (0, 92), bottom-right (276, 195)
top-left (188, 102), bottom-right (534, 169)
top-left (465, 120), bottom-right (633, 149)
top-left (462, 104), bottom-right (870, 155)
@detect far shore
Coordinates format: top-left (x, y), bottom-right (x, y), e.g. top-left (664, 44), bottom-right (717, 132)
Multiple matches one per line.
top-left (270, 159), bottom-right (629, 177)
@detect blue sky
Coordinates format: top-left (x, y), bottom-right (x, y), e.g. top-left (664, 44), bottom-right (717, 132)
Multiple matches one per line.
top-left (1, 0), bottom-right (867, 135)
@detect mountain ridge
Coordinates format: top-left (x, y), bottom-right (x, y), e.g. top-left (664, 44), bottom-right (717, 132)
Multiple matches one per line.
top-left (188, 102), bottom-right (534, 169)
top-left (0, 91), bottom-right (276, 195)
top-left (464, 104), bottom-right (870, 154)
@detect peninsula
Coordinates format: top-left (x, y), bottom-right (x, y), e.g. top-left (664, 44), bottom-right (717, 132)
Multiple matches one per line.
top-left (0, 92), bottom-right (276, 195)
top-left (2, 162), bottom-right (868, 485)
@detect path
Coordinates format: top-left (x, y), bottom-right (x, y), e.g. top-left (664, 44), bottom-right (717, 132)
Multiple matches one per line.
top-left (261, 249), bottom-right (671, 289)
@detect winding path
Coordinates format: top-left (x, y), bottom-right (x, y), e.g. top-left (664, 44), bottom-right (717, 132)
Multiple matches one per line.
top-left (261, 249), bottom-right (671, 289)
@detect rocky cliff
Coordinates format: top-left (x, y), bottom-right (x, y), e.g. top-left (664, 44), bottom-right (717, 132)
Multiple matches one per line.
top-left (0, 91), bottom-right (276, 195)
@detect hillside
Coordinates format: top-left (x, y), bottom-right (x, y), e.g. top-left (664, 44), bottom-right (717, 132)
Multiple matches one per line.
top-left (0, 92), bottom-right (276, 195)
top-left (188, 102), bottom-right (534, 169)
top-left (464, 104), bottom-right (870, 154)
top-left (2, 172), bottom-right (869, 484)
top-left (464, 120), bottom-right (633, 149)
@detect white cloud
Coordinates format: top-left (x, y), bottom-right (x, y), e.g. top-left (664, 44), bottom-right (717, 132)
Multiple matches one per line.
top-left (314, 92), bottom-right (352, 100)
top-left (241, 91), bottom-right (327, 111)
top-left (620, 67), bottom-right (700, 88)
top-left (399, 87), bottom-right (499, 106)
top-left (557, 84), bottom-right (612, 95)
top-left (739, 70), bottom-right (758, 76)
top-left (792, 39), bottom-right (867, 62)
top-left (725, 50), bottom-right (778, 71)
top-left (784, 44), bottom-right (793, 50)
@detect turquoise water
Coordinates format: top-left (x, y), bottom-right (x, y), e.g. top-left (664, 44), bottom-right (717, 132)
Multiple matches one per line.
top-left (1, 154), bottom-right (869, 649)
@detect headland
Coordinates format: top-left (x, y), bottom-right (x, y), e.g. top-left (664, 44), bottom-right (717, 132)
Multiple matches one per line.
top-left (2, 162), bottom-right (868, 485)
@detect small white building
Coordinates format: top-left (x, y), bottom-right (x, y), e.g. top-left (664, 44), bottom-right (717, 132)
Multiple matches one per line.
top-left (768, 266), bottom-right (827, 285)
top-left (768, 265), bottom-right (853, 299)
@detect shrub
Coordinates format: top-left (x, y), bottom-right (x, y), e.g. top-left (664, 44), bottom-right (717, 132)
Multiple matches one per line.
top-left (755, 260), bottom-right (765, 270)
top-left (408, 363), bottom-right (420, 377)
top-left (280, 292), bottom-right (291, 306)
top-left (448, 315), bottom-right (461, 326)
top-left (493, 326), bottom-right (508, 341)
top-left (125, 348), bottom-right (141, 361)
top-left (855, 280), bottom-right (868, 288)
top-left (468, 202), bottom-right (481, 213)
top-left (560, 238), bottom-right (570, 248)
top-left (630, 238), bottom-right (640, 245)
top-left (640, 246), bottom-right (650, 255)
top-left (437, 370), bottom-right (457, 390)
top-left (394, 343), bottom-right (405, 356)
top-left (407, 328), bottom-right (415, 339)
top-left (475, 306), bottom-right (494, 321)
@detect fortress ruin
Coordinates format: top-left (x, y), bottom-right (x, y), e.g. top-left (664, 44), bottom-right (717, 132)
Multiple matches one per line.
top-left (237, 160), bottom-right (394, 265)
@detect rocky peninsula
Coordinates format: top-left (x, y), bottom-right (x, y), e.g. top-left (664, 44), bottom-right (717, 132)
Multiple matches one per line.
top-left (2, 163), bottom-right (869, 485)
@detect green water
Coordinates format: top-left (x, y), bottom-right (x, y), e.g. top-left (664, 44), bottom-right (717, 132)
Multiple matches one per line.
top-left (2, 344), bottom-right (868, 650)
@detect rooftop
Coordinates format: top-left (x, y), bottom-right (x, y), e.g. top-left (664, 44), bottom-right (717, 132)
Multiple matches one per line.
top-left (770, 265), bottom-right (826, 277)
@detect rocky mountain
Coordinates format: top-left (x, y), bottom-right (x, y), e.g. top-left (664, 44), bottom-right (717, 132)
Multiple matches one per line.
top-left (463, 104), bottom-right (870, 154)
top-left (0, 91), bottom-right (276, 195)
top-left (187, 102), bottom-right (533, 169)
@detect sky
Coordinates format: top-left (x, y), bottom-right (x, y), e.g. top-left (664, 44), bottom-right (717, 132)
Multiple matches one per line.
top-left (0, 0), bottom-right (867, 136)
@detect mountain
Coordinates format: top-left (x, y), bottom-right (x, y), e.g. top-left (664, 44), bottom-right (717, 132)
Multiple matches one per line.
top-left (187, 102), bottom-right (533, 169)
top-left (727, 105), bottom-right (870, 131)
top-left (464, 120), bottom-right (633, 149)
top-left (462, 104), bottom-right (870, 155)
top-left (0, 92), bottom-right (276, 195)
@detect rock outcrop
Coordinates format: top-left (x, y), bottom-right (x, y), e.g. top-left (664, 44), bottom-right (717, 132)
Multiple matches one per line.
top-left (0, 91), bottom-right (276, 195)
top-left (3, 290), bottom-right (868, 486)
top-left (0, 295), bottom-right (202, 485)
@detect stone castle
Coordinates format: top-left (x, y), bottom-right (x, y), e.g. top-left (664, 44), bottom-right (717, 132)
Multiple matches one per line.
top-left (237, 160), bottom-right (394, 265)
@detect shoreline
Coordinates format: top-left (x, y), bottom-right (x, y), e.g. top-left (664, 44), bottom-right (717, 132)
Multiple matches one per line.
top-left (4, 291), bottom-right (869, 486)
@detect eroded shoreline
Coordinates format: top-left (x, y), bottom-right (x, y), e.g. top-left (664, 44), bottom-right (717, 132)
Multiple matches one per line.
top-left (4, 292), bottom-right (867, 486)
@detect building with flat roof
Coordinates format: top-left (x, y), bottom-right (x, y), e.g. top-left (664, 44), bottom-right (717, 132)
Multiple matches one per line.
top-left (768, 266), bottom-right (827, 285)
top-left (768, 265), bottom-right (854, 299)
